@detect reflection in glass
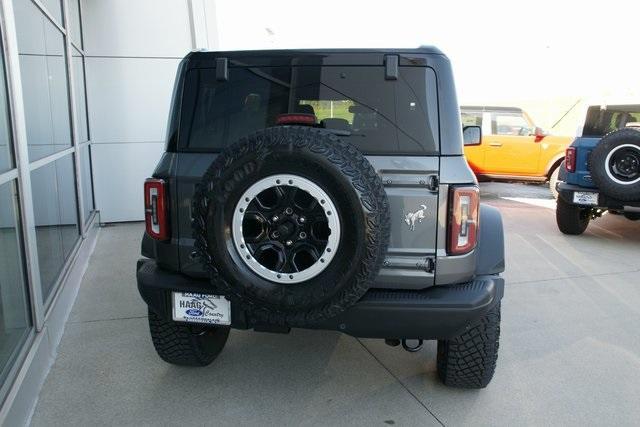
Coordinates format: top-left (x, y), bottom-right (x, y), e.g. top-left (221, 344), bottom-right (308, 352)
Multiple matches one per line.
top-left (0, 37), bottom-right (13, 174)
top-left (38, 0), bottom-right (63, 25)
top-left (0, 181), bottom-right (31, 384)
top-left (13, 0), bottom-right (72, 162)
top-left (72, 48), bottom-right (88, 143)
top-left (80, 145), bottom-right (94, 222)
top-left (68, 0), bottom-right (82, 48)
top-left (31, 155), bottom-right (79, 301)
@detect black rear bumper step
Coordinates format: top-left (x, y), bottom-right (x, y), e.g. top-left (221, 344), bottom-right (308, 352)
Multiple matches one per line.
top-left (137, 259), bottom-right (504, 340)
top-left (557, 182), bottom-right (640, 209)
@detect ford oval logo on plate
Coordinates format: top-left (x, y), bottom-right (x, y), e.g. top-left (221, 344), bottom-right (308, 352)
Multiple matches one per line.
top-left (172, 292), bottom-right (231, 325)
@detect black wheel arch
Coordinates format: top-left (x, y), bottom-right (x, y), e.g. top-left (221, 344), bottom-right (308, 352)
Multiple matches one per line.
top-left (475, 204), bottom-right (505, 276)
top-left (547, 157), bottom-right (565, 180)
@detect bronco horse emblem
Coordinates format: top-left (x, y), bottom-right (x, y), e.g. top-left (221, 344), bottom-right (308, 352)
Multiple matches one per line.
top-left (404, 204), bottom-right (427, 231)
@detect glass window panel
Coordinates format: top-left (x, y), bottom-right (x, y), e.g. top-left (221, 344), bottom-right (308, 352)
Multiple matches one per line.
top-left (14, 0), bottom-right (72, 162)
top-left (31, 154), bottom-right (79, 301)
top-left (68, 0), bottom-right (82, 48)
top-left (181, 66), bottom-right (439, 154)
top-left (0, 37), bottom-right (13, 174)
top-left (583, 105), bottom-right (640, 137)
top-left (80, 145), bottom-right (94, 222)
top-left (72, 48), bottom-right (88, 143)
top-left (57, 155), bottom-right (79, 258)
top-left (461, 110), bottom-right (483, 127)
top-left (493, 113), bottom-right (534, 136)
top-left (39, 0), bottom-right (63, 25)
top-left (0, 181), bottom-right (31, 385)
top-left (30, 161), bottom-right (63, 299)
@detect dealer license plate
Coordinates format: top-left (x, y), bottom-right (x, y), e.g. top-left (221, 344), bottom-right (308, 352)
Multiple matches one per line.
top-left (172, 292), bottom-right (231, 325)
top-left (572, 191), bottom-right (598, 205)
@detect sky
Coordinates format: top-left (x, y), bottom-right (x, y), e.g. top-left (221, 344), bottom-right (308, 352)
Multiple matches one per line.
top-left (213, 0), bottom-right (640, 107)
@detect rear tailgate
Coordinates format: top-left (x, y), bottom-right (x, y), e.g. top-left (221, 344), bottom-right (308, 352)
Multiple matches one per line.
top-left (368, 157), bottom-right (439, 288)
top-left (175, 153), bottom-right (439, 289)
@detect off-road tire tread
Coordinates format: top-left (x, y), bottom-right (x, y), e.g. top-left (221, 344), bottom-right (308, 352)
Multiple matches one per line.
top-left (148, 309), bottom-right (229, 366)
top-left (556, 197), bottom-right (590, 235)
top-left (437, 303), bottom-right (501, 389)
top-left (191, 126), bottom-right (390, 325)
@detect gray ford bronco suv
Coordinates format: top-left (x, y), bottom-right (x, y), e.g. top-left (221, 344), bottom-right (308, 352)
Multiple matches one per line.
top-left (137, 47), bottom-right (505, 388)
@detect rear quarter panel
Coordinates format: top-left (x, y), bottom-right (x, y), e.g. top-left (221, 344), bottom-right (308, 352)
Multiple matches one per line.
top-left (566, 137), bottom-right (600, 188)
top-left (463, 144), bottom-right (486, 174)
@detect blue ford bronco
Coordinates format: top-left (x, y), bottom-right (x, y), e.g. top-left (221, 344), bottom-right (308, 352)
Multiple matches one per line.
top-left (556, 104), bottom-right (640, 234)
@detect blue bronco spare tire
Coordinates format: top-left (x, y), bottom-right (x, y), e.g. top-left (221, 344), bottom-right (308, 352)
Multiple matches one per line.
top-left (589, 128), bottom-right (640, 201)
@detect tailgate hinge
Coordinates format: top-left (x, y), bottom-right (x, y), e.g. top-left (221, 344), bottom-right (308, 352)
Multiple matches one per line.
top-left (427, 175), bottom-right (439, 193)
top-left (417, 257), bottom-right (436, 274)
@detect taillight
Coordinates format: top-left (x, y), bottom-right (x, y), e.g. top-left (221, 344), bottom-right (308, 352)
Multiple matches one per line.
top-left (565, 147), bottom-right (576, 172)
top-left (448, 186), bottom-right (479, 255)
top-left (144, 178), bottom-right (169, 240)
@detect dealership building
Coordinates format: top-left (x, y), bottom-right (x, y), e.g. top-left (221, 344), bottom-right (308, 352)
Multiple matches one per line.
top-left (0, 0), bottom-right (217, 422)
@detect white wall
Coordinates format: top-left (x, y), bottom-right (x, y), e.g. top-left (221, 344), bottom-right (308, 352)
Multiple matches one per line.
top-left (82, 0), bottom-right (219, 222)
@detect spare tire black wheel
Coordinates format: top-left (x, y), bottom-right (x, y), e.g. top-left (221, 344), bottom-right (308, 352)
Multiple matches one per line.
top-left (589, 128), bottom-right (640, 201)
top-left (192, 126), bottom-right (390, 325)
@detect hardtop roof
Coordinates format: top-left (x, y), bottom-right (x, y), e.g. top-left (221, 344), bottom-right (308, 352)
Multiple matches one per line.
top-left (189, 46), bottom-right (444, 57)
top-left (461, 106), bottom-right (523, 113)
top-left (184, 47), bottom-right (446, 68)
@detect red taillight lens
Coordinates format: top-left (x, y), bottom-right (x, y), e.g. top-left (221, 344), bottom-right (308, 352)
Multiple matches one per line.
top-left (448, 186), bottom-right (479, 256)
top-left (565, 147), bottom-right (576, 173)
top-left (144, 178), bottom-right (169, 240)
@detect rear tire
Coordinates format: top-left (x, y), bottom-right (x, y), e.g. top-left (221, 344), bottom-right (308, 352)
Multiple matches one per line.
top-left (437, 303), bottom-right (501, 389)
top-left (148, 309), bottom-right (230, 366)
top-left (556, 198), bottom-right (591, 235)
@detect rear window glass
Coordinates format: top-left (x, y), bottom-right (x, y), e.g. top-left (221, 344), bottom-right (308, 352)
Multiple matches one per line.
top-left (179, 66), bottom-right (438, 154)
top-left (583, 105), bottom-right (640, 137)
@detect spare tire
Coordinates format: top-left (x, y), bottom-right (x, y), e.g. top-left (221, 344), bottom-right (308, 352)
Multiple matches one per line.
top-left (589, 128), bottom-right (640, 201)
top-left (192, 126), bottom-right (390, 325)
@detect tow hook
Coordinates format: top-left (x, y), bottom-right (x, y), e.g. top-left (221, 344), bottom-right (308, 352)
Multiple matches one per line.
top-left (401, 339), bottom-right (423, 352)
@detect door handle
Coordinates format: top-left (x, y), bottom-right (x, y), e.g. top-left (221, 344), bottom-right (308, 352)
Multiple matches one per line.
top-left (489, 142), bottom-right (503, 147)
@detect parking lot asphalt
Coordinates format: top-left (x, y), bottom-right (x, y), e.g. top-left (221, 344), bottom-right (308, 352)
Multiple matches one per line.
top-left (31, 182), bottom-right (640, 426)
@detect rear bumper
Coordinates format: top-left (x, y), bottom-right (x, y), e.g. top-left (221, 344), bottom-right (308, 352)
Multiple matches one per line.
top-left (136, 259), bottom-right (504, 340)
top-left (557, 182), bottom-right (640, 209)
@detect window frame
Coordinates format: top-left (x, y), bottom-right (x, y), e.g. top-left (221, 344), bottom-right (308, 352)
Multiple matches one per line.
top-left (491, 111), bottom-right (534, 137)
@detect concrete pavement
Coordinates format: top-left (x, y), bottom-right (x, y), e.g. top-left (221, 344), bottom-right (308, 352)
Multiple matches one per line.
top-left (31, 183), bottom-right (640, 426)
